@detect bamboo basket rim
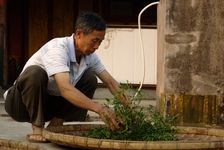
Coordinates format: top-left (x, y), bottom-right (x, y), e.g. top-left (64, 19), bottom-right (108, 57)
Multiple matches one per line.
top-left (43, 123), bottom-right (224, 150)
top-left (0, 138), bottom-right (44, 150)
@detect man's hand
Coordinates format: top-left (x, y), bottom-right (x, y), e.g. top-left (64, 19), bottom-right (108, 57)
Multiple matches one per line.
top-left (98, 105), bottom-right (123, 131)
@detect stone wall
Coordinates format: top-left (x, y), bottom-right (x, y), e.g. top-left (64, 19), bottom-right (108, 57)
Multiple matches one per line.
top-left (157, 0), bottom-right (224, 125)
top-left (158, 0), bottom-right (224, 96)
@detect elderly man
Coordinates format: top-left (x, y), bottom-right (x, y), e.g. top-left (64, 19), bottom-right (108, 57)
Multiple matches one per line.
top-left (4, 11), bottom-right (129, 142)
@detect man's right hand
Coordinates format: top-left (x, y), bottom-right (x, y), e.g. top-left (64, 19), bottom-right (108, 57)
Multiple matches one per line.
top-left (98, 105), bottom-right (123, 131)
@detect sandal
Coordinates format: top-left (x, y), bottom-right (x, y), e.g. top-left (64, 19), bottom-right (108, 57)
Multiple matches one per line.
top-left (26, 133), bottom-right (49, 143)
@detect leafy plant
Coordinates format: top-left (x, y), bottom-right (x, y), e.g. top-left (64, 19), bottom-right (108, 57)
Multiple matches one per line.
top-left (85, 84), bottom-right (177, 141)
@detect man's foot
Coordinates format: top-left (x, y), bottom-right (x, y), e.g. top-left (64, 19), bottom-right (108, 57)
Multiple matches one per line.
top-left (26, 133), bottom-right (48, 143)
top-left (47, 117), bottom-right (64, 127)
top-left (27, 124), bottom-right (48, 143)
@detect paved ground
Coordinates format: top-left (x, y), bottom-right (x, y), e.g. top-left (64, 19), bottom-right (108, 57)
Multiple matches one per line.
top-left (0, 87), bottom-right (156, 149)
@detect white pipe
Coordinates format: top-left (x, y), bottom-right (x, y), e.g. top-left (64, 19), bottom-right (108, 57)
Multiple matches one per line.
top-left (135, 1), bottom-right (159, 98)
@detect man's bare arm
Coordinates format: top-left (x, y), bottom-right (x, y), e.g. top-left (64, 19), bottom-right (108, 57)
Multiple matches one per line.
top-left (54, 72), bottom-right (102, 113)
top-left (97, 70), bottom-right (130, 106)
top-left (54, 72), bottom-right (121, 130)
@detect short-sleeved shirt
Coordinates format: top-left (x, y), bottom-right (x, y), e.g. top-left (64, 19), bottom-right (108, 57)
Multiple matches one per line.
top-left (10, 34), bottom-right (105, 96)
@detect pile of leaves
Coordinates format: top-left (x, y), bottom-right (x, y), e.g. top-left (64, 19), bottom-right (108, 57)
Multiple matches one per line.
top-left (85, 84), bottom-right (177, 141)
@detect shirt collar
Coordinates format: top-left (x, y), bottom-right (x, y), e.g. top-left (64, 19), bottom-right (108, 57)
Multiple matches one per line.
top-left (67, 34), bottom-right (89, 66)
top-left (68, 34), bottom-right (76, 63)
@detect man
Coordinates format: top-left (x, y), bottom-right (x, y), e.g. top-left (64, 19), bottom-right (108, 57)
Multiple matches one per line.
top-left (3, 11), bottom-right (129, 143)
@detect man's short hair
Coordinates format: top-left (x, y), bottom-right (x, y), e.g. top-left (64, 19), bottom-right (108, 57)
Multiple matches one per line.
top-left (74, 11), bottom-right (106, 34)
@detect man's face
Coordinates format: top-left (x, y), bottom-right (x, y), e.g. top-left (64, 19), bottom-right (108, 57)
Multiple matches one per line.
top-left (75, 30), bottom-right (105, 55)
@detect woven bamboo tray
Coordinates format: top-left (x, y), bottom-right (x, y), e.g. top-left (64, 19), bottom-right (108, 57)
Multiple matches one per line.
top-left (43, 123), bottom-right (224, 150)
top-left (0, 138), bottom-right (43, 150)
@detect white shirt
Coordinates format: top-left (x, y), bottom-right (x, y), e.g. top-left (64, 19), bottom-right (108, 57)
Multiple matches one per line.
top-left (4, 34), bottom-right (105, 97)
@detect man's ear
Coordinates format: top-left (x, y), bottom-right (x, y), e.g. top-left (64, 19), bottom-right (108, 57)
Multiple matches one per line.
top-left (74, 29), bottom-right (83, 37)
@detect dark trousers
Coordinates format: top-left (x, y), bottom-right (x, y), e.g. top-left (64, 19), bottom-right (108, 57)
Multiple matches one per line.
top-left (5, 65), bottom-right (97, 127)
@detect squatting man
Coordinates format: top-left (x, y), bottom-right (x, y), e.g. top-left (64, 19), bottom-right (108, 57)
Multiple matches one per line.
top-left (3, 11), bottom-right (129, 143)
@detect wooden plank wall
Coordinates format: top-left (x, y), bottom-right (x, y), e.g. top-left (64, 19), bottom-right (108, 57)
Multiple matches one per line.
top-left (28, 0), bottom-right (49, 57)
top-left (52, 0), bottom-right (74, 38)
top-left (28, 0), bottom-right (76, 57)
top-left (0, 0), bottom-right (6, 85)
top-left (7, 0), bottom-right (25, 85)
top-left (6, 0), bottom-right (97, 85)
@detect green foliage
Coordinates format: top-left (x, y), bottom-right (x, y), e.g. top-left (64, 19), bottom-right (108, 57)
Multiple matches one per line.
top-left (85, 84), bottom-right (177, 141)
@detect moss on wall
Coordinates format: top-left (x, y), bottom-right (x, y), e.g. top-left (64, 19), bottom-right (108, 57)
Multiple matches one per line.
top-left (158, 93), bottom-right (223, 125)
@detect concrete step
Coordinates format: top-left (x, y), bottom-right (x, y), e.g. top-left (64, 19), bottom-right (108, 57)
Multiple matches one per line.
top-left (93, 87), bottom-right (156, 100)
top-left (0, 102), bottom-right (6, 115)
top-left (0, 99), bottom-right (156, 115)
top-left (0, 86), bottom-right (156, 116)
top-left (0, 87), bottom-right (156, 101)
